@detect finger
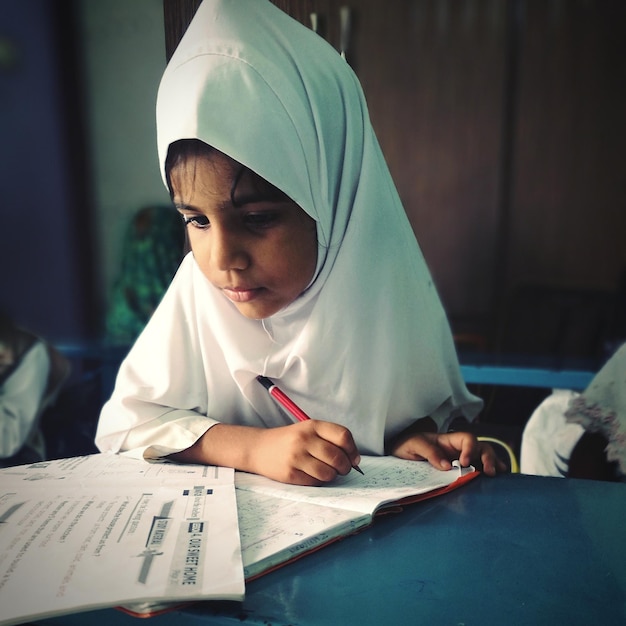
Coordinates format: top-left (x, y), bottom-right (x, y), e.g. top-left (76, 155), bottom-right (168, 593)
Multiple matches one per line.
top-left (400, 435), bottom-right (454, 470)
top-left (458, 433), bottom-right (479, 468)
top-left (311, 420), bottom-right (361, 470)
top-left (276, 442), bottom-right (339, 485)
top-left (479, 444), bottom-right (508, 476)
top-left (480, 446), bottom-right (498, 476)
top-left (436, 432), bottom-right (478, 467)
top-left (305, 437), bottom-right (354, 477)
top-left (282, 466), bottom-right (327, 486)
top-left (283, 422), bottom-right (353, 480)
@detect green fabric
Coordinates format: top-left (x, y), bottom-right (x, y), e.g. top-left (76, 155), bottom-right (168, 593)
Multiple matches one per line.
top-left (105, 206), bottom-right (185, 345)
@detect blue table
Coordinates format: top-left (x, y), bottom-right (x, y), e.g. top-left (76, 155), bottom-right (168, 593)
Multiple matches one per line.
top-left (31, 473), bottom-right (626, 625)
top-left (458, 352), bottom-right (598, 390)
top-left (459, 362), bottom-right (595, 390)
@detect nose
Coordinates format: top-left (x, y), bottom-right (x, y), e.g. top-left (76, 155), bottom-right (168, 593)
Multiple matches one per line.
top-left (210, 226), bottom-right (250, 272)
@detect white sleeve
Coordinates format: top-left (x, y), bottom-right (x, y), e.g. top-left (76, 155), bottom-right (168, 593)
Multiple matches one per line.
top-left (94, 326), bottom-right (219, 460)
top-left (520, 389), bottom-right (584, 477)
top-left (0, 343), bottom-right (50, 458)
top-left (96, 397), bottom-right (218, 460)
top-left (95, 258), bottom-right (219, 460)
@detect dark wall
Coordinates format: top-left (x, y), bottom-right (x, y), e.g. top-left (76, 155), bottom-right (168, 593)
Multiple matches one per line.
top-left (0, 0), bottom-right (96, 343)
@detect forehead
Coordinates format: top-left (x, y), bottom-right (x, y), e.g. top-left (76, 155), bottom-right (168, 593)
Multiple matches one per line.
top-left (170, 150), bottom-right (291, 207)
top-left (170, 150), bottom-right (236, 197)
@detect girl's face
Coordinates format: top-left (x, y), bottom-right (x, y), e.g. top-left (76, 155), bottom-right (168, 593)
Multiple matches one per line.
top-left (170, 151), bottom-right (318, 319)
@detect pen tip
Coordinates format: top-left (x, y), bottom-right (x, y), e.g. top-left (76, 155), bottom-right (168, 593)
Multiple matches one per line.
top-left (256, 375), bottom-right (272, 390)
top-left (353, 465), bottom-right (364, 475)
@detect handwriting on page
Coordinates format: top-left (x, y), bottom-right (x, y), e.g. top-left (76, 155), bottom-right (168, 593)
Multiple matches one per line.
top-left (235, 456), bottom-right (469, 516)
top-left (236, 489), bottom-right (367, 578)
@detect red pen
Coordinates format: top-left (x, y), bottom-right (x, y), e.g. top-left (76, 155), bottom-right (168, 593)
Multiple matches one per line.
top-left (256, 375), bottom-right (364, 475)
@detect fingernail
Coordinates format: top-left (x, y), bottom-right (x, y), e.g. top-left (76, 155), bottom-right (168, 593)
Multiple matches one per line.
top-left (440, 459), bottom-right (452, 470)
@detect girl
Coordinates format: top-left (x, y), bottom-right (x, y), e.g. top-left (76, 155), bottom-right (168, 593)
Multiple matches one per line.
top-left (96, 0), bottom-right (503, 484)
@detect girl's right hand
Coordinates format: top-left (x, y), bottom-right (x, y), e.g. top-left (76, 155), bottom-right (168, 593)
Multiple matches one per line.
top-left (252, 420), bottom-right (361, 485)
top-left (169, 420), bottom-right (360, 485)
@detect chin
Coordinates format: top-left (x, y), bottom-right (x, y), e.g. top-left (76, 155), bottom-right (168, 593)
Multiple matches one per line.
top-left (234, 303), bottom-right (279, 320)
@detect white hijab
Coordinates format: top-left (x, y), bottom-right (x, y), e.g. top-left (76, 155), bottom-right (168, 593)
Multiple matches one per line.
top-left (97, 0), bottom-right (481, 458)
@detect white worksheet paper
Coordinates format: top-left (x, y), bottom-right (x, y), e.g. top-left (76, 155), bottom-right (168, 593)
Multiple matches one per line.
top-left (0, 454), bottom-right (244, 626)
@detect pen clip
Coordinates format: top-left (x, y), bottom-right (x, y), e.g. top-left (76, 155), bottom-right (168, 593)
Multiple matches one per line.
top-left (452, 460), bottom-right (476, 477)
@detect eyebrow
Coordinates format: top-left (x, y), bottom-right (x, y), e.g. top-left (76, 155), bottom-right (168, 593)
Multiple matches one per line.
top-left (231, 189), bottom-right (291, 207)
top-left (174, 202), bottom-right (198, 212)
top-left (174, 192), bottom-right (290, 214)
top-left (231, 165), bottom-right (291, 207)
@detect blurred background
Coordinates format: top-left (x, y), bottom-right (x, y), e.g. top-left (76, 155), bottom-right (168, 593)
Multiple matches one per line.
top-left (1, 0), bottom-right (169, 343)
top-left (1, 0), bottom-right (625, 457)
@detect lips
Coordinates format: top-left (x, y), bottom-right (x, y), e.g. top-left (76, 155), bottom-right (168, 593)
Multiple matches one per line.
top-left (222, 286), bottom-right (264, 303)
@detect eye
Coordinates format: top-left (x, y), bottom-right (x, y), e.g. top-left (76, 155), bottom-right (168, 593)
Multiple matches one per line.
top-left (182, 214), bottom-right (210, 229)
top-left (244, 212), bottom-right (279, 230)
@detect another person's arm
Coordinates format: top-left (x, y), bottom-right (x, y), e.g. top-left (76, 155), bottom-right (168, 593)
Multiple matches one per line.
top-left (0, 343), bottom-right (49, 458)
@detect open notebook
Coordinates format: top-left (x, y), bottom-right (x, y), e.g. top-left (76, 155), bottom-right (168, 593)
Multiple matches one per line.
top-left (236, 455), bottom-right (478, 579)
top-left (0, 454), bottom-right (477, 624)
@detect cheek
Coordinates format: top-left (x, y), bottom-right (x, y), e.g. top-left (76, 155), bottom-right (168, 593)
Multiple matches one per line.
top-left (304, 221), bottom-right (319, 274)
top-left (281, 226), bottom-right (318, 289)
top-left (302, 234), bottom-right (318, 283)
top-left (185, 235), bottom-right (215, 279)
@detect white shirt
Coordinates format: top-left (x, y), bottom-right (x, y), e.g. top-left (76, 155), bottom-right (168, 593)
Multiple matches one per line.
top-left (0, 342), bottom-right (49, 460)
top-left (521, 389), bottom-right (584, 477)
